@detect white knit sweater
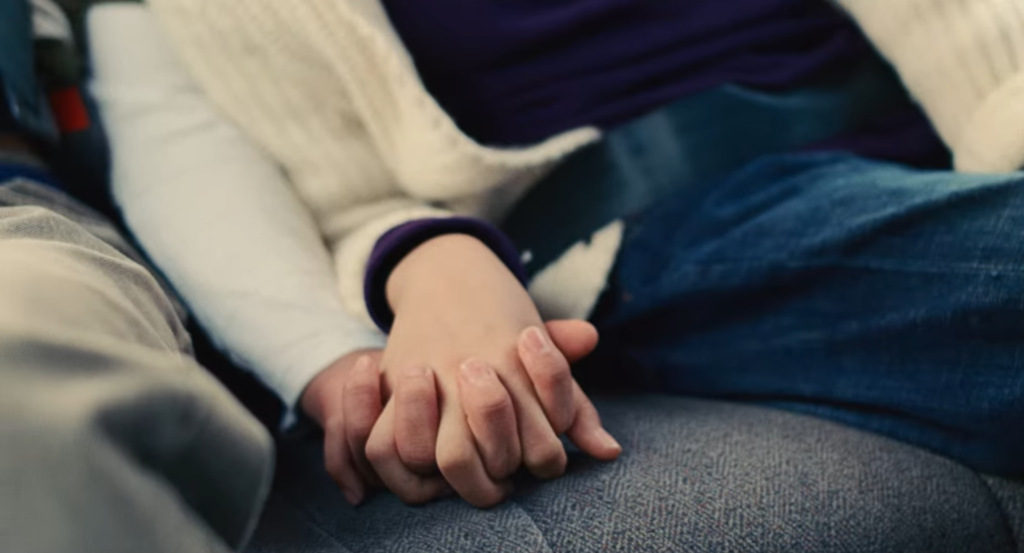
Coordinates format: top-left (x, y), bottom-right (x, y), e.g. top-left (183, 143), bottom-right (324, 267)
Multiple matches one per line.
top-left (89, 0), bottom-right (1024, 415)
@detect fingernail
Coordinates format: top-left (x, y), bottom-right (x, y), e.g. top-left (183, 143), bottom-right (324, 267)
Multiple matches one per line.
top-left (460, 360), bottom-right (493, 384)
top-left (525, 327), bottom-right (549, 353)
top-left (595, 428), bottom-right (622, 452)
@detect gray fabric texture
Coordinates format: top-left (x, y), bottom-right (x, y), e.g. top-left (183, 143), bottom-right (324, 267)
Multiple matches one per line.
top-left (984, 477), bottom-right (1024, 553)
top-left (250, 396), bottom-right (1023, 553)
top-left (0, 179), bottom-right (273, 553)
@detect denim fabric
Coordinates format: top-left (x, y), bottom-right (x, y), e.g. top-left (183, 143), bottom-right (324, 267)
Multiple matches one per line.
top-left (585, 153), bottom-right (1024, 477)
top-left (502, 57), bottom-right (945, 272)
top-left (247, 397), bottom-right (1020, 553)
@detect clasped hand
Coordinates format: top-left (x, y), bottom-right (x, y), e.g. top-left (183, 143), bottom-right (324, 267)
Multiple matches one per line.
top-left (302, 235), bottom-right (621, 508)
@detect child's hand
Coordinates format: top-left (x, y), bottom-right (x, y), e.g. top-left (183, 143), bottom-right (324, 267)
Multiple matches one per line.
top-left (303, 319), bottom-right (610, 507)
top-left (301, 349), bottom-right (391, 506)
top-left (366, 235), bottom-right (621, 507)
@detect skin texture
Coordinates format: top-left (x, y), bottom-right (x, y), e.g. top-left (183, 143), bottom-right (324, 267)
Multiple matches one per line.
top-left (302, 235), bottom-right (621, 507)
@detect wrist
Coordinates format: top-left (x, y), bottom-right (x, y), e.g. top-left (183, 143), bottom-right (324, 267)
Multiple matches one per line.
top-left (365, 218), bottom-right (528, 332)
top-left (386, 234), bottom-right (511, 313)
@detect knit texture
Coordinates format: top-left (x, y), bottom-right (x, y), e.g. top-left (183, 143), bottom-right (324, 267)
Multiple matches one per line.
top-left (835, 0), bottom-right (1024, 172)
top-left (93, 1), bottom-right (1024, 415)
top-left (90, 5), bottom-right (388, 420)
top-left (148, 0), bottom-right (602, 325)
top-left (145, 0), bottom-right (1024, 327)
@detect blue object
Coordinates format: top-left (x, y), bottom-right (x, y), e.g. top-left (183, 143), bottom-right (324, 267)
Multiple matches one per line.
top-left (0, 161), bottom-right (59, 189)
top-left (0, 0), bottom-right (58, 141)
top-left (366, 57), bottom-right (948, 319)
top-left (383, 0), bottom-right (870, 146)
top-left (585, 152), bottom-right (1024, 476)
top-left (502, 57), bottom-right (948, 271)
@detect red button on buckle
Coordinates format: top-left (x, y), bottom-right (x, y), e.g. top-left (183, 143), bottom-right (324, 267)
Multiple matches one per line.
top-left (48, 86), bottom-right (89, 134)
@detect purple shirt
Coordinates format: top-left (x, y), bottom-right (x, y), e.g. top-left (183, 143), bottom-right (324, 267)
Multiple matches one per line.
top-left (365, 0), bottom-right (946, 331)
top-left (383, 0), bottom-right (870, 146)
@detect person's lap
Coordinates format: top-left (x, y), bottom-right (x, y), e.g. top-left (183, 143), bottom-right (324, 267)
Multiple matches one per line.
top-left (4, 57), bottom-right (1024, 545)
top-left (248, 396), bottom-right (1022, 553)
top-left (0, 176), bottom-right (273, 552)
top-left (500, 62), bottom-right (1024, 477)
top-left (5, 147), bottom-right (1024, 551)
top-left (589, 153), bottom-right (1024, 477)
top-left (247, 155), bottom-right (1024, 551)
top-left (2, 5), bottom-right (1021, 549)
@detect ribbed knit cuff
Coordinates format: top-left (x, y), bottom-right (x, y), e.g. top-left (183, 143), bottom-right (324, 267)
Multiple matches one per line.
top-left (364, 217), bottom-right (528, 333)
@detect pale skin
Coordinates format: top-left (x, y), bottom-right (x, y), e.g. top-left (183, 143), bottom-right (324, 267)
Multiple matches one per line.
top-left (302, 234), bottom-right (622, 508)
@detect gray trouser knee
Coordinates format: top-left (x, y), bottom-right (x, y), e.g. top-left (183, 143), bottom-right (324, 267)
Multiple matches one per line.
top-left (0, 187), bottom-right (273, 553)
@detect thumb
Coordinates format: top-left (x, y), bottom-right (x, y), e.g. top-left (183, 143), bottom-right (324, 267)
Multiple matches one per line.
top-left (544, 320), bottom-right (599, 364)
top-left (565, 380), bottom-right (622, 461)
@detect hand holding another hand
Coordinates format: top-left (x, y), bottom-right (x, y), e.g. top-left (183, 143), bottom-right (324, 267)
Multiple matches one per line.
top-left (302, 235), bottom-right (621, 508)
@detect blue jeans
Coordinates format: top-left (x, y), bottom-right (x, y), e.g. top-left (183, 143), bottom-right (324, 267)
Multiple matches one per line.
top-left (584, 153), bottom-right (1024, 477)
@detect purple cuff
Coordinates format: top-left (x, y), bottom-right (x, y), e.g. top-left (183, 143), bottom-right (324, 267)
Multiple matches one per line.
top-left (364, 217), bottom-right (528, 332)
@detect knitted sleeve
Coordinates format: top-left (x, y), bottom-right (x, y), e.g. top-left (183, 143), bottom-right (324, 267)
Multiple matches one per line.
top-left (143, 0), bottom-right (459, 328)
top-left (836, 0), bottom-right (1024, 172)
top-left (147, 0), bottom-right (597, 328)
top-left (90, 4), bottom-right (386, 424)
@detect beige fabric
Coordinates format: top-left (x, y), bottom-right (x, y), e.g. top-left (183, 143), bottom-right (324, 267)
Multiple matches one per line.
top-left (146, 0), bottom-right (606, 325)
top-left (0, 180), bottom-right (273, 553)
top-left (144, 0), bottom-right (1024, 327)
top-left (835, 0), bottom-right (1024, 172)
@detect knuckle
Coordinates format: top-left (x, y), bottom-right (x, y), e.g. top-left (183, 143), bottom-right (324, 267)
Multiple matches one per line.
top-left (526, 355), bottom-right (571, 388)
top-left (399, 385), bottom-right (435, 411)
top-left (475, 392), bottom-right (513, 420)
top-left (535, 366), bottom-right (572, 390)
top-left (324, 416), bottom-right (347, 436)
top-left (549, 408), bottom-right (575, 435)
top-left (437, 448), bottom-right (475, 476)
top-left (347, 422), bottom-right (373, 444)
top-left (490, 457), bottom-right (518, 480)
top-left (364, 438), bottom-right (390, 465)
top-left (398, 443), bottom-right (436, 472)
top-left (345, 379), bottom-right (379, 404)
top-left (488, 441), bottom-right (522, 480)
top-left (527, 442), bottom-right (567, 478)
